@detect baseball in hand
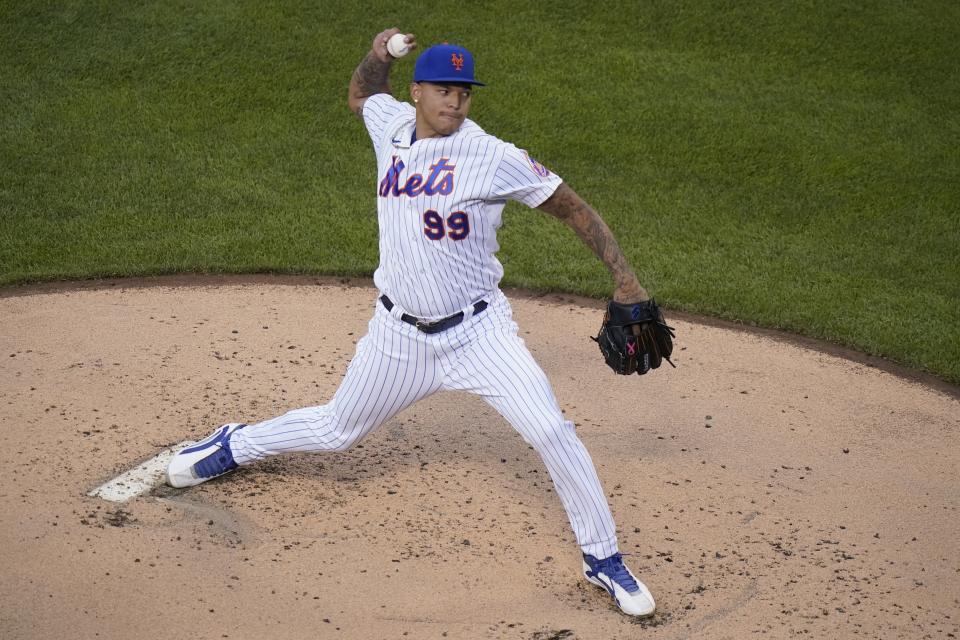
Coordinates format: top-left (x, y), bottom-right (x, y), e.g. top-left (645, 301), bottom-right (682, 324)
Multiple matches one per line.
top-left (387, 33), bottom-right (412, 58)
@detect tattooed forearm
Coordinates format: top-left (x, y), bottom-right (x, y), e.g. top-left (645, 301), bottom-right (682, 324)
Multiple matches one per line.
top-left (538, 184), bottom-right (648, 302)
top-left (348, 52), bottom-right (391, 117)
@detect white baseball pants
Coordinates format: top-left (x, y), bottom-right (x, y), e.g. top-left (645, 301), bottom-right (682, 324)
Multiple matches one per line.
top-left (230, 290), bottom-right (619, 558)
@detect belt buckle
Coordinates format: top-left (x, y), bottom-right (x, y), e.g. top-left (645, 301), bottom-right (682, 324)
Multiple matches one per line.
top-left (415, 318), bottom-right (443, 332)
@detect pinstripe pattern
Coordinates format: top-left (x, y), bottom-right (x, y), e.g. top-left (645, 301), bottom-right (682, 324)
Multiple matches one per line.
top-left (231, 303), bottom-right (444, 455)
top-left (230, 291), bottom-right (619, 558)
top-left (227, 92), bottom-right (621, 558)
top-left (441, 294), bottom-right (618, 557)
top-left (363, 93), bottom-right (562, 319)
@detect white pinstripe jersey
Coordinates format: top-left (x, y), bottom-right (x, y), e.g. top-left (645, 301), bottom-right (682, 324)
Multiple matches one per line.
top-left (362, 93), bottom-right (563, 319)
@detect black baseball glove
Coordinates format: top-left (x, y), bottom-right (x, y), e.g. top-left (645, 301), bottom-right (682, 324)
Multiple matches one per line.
top-left (593, 299), bottom-right (675, 375)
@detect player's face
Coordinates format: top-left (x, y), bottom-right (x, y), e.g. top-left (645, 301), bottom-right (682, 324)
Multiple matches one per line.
top-left (411, 82), bottom-right (473, 138)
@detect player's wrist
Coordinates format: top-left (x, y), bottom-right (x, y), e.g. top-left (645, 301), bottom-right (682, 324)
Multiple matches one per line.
top-left (612, 283), bottom-right (649, 304)
top-left (363, 47), bottom-right (392, 66)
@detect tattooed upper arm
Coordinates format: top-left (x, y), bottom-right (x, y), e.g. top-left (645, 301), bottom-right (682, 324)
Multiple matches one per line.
top-left (537, 183), bottom-right (578, 221)
top-left (351, 99), bottom-right (365, 119)
top-left (348, 52), bottom-right (391, 119)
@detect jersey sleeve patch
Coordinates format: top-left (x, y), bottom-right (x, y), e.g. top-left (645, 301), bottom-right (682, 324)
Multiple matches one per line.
top-left (489, 142), bottom-right (563, 208)
top-left (522, 150), bottom-right (551, 178)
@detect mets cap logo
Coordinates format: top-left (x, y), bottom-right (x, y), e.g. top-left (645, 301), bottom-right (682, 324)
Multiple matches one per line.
top-left (522, 150), bottom-right (551, 178)
top-left (451, 53), bottom-right (464, 71)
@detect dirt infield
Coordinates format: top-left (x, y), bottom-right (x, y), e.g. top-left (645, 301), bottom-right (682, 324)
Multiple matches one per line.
top-left (1, 278), bottom-right (957, 639)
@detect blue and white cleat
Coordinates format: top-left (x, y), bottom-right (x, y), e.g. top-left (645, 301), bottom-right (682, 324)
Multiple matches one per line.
top-left (583, 552), bottom-right (656, 617)
top-left (166, 423), bottom-right (246, 488)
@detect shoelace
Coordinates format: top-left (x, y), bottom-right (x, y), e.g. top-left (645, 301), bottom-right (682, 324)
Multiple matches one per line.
top-left (596, 553), bottom-right (639, 592)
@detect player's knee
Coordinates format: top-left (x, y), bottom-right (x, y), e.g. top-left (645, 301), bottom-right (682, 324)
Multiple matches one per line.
top-left (554, 419), bottom-right (579, 441)
top-left (326, 429), bottom-right (363, 452)
top-left (309, 405), bottom-right (378, 452)
top-left (526, 419), bottom-right (578, 451)
top-left (324, 417), bottom-right (381, 451)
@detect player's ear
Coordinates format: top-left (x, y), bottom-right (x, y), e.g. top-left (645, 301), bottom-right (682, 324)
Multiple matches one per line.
top-left (410, 82), bottom-right (421, 104)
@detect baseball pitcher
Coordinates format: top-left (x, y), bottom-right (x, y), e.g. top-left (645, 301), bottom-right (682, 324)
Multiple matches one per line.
top-left (167, 28), bottom-right (673, 617)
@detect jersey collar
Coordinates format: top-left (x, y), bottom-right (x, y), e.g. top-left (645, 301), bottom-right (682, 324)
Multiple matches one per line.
top-left (390, 120), bottom-right (417, 149)
top-left (390, 115), bottom-right (474, 149)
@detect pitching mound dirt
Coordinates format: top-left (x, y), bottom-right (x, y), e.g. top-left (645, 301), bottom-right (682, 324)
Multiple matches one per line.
top-left (1, 278), bottom-right (957, 639)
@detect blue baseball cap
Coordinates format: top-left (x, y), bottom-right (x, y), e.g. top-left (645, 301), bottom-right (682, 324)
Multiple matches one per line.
top-left (413, 43), bottom-right (486, 86)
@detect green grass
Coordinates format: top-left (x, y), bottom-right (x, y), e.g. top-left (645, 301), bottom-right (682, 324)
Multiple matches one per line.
top-left (2, 1), bottom-right (958, 383)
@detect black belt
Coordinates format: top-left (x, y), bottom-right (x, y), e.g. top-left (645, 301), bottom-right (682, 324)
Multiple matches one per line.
top-left (380, 295), bottom-right (488, 334)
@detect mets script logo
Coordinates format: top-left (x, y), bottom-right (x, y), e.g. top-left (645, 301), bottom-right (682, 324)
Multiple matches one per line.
top-left (379, 156), bottom-right (456, 197)
top-left (451, 53), bottom-right (464, 71)
top-left (522, 151), bottom-right (551, 178)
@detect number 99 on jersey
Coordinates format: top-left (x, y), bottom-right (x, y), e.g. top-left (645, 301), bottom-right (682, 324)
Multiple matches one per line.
top-left (423, 209), bottom-right (470, 241)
